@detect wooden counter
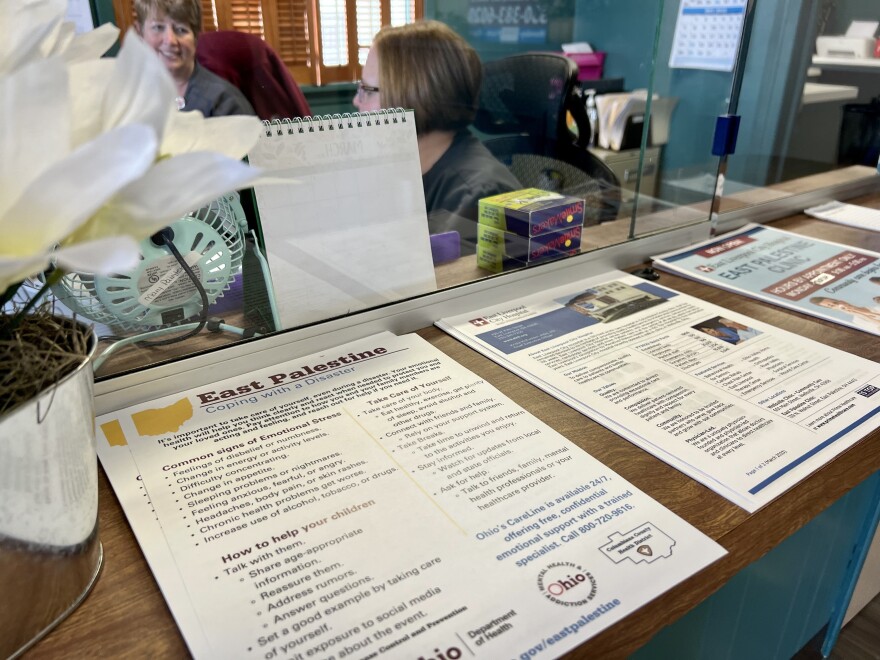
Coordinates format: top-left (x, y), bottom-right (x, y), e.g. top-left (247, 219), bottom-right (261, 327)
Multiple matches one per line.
top-left (26, 196), bottom-right (880, 659)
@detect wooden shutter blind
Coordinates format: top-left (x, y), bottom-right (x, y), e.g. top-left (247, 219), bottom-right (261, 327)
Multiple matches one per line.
top-left (215, 0), bottom-right (264, 36)
top-left (200, 0), bottom-right (218, 31)
top-left (111, 0), bottom-right (422, 88)
top-left (272, 0), bottom-right (315, 84)
top-left (112, 0), bottom-right (135, 33)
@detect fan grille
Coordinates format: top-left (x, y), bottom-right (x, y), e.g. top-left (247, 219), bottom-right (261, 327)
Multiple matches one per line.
top-left (53, 194), bottom-right (247, 332)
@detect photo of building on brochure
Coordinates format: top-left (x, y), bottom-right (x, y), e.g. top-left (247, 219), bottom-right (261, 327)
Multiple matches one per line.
top-left (563, 281), bottom-right (668, 324)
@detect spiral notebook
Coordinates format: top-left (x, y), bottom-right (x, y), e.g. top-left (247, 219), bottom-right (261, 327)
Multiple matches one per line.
top-left (247, 109), bottom-right (436, 329)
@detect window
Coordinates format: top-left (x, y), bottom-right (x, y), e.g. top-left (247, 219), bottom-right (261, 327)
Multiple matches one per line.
top-left (114, 0), bottom-right (423, 85)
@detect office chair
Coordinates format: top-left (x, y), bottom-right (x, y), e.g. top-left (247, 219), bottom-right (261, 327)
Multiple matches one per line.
top-left (489, 135), bottom-right (621, 224)
top-left (196, 32), bottom-right (313, 330)
top-left (838, 96), bottom-right (880, 167)
top-left (196, 31), bottom-right (312, 121)
top-left (474, 53), bottom-right (621, 223)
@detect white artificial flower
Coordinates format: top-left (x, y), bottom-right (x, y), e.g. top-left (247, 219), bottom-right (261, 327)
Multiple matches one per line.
top-left (0, 3), bottom-right (267, 295)
top-left (0, 123), bottom-right (157, 287)
top-left (0, 0), bottom-right (66, 75)
top-left (0, 0), bottom-right (117, 74)
top-left (62, 30), bottom-right (264, 243)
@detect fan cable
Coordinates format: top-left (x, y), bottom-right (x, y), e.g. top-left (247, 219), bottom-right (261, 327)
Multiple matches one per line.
top-left (136, 228), bottom-right (211, 347)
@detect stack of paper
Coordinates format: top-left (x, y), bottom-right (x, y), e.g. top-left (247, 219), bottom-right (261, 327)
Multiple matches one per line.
top-left (804, 201), bottom-right (880, 232)
top-left (595, 91), bottom-right (648, 151)
top-left (594, 92), bottom-right (677, 151)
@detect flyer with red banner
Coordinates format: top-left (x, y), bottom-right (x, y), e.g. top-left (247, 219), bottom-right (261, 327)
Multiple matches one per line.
top-left (652, 224), bottom-right (880, 335)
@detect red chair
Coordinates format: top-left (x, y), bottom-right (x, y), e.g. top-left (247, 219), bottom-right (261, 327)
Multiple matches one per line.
top-left (196, 30), bottom-right (311, 121)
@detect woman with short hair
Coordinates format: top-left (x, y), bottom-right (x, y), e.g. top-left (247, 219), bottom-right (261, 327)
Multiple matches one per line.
top-left (134, 0), bottom-right (254, 117)
top-left (354, 21), bottom-right (520, 254)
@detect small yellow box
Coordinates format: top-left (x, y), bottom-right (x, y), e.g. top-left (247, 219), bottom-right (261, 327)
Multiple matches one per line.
top-left (478, 189), bottom-right (585, 237)
top-left (477, 225), bottom-right (582, 273)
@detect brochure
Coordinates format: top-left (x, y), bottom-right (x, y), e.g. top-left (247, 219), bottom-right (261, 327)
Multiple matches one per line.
top-left (95, 331), bottom-right (725, 659)
top-left (652, 223), bottom-right (880, 336)
top-left (436, 272), bottom-right (880, 512)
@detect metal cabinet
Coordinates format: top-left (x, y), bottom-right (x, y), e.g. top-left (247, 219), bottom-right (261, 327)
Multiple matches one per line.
top-left (589, 145), bottom-right (661, 198)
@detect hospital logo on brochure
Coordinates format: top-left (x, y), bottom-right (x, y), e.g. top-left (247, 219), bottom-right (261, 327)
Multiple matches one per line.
top-left (536, 561), bottom-right (597, 606)
top-left (469, 317), bottom-right (491, 327)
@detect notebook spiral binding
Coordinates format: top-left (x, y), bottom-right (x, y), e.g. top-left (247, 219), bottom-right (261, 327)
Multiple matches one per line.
top-left (261, 108), bottom-right (408, 137)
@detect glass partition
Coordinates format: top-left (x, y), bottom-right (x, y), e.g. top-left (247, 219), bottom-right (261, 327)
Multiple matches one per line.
top-left (711, 0), bottom-right (880, 216)
top-left (26, 0), bottom-right (875, 380)
top-left (632, 0), bottom-right (742, 233)
top-left (577, 0), bottom-right (879, 234)
top-left (570, 0), bottom-right (740, 243)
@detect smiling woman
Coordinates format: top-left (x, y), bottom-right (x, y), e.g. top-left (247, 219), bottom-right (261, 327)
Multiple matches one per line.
top-left (133, 0), bottom-right (254, 117)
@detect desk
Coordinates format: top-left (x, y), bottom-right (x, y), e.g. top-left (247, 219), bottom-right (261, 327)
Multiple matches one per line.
top-left (812, 56), bottom-right (880, 72)
top-left (28, 195), bottom-right (880, 659)
top-left (809, 57), bottom-right (880, 108)
top-left (801, 81), bottom-right (859, 105)
top-left (787, 77), bottom-right (866, 176)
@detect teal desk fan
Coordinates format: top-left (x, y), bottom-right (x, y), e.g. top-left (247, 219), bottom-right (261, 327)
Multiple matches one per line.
top-left (52, 192), bottom-right (279, 370)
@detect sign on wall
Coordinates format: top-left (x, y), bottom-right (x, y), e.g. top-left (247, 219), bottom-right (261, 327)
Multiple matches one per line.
top-left (467, 0), bottom-right (549, 44)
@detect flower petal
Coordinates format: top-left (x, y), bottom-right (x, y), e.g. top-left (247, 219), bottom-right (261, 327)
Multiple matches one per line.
top-left (162, 112), bottom-right (263, 160)
top-left (0, 253), bottom-right (50, 294)
top-left (0, 57), bottom-right (70, 219)
top-left (40, 18), bottom-right (75, 57)
top-left (54, 234), bottom-right (141, 275)
top-left (114, 152), bottom-right (260, 234)
top-left (61, 22), bottom-right (119, 63)
top-left (0, 0), bottom-right (66, 75)
top-left (2, 123), bottom-right (157, 255)
top-left (67, 58), bottom-right (114, 147)
top-left (102, 29), bottom-right (175, 140)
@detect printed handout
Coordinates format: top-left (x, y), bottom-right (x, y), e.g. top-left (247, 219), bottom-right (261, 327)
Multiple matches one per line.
top-left (436, 272), bottom-right (880, 511)
top-left (804, 201), bottom-right (880, 232)
top-left (652, 223), bottom-right (880, 336)
top-left (96, 332), bottom-right (725, 659)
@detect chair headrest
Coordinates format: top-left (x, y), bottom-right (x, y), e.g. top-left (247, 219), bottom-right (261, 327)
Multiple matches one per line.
top-left (475, 53), bottom-right (579, 137)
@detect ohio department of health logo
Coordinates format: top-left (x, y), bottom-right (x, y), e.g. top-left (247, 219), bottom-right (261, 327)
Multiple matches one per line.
top-left (537, 561), bottom-right (597, 606)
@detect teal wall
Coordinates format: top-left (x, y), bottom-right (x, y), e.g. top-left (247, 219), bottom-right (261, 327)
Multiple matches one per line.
top-left (820, 0), bottom-right (879, 35)
top-left (726, 1), bottom-right (817, 186)
top-left (569, 0), bottom-right (662, 90)
top-left (301, 85), bottom-right (357, 116)
top-left (88, 0), bottom-right (120, 53)
top-left (640, 2), bottom-right (731, 176)
top-left (89, 0), bottom-right (115, 25)
top-left (570, 0), bottom-right (728, 194)
top-left (571, 0), bottom-right (820, 188)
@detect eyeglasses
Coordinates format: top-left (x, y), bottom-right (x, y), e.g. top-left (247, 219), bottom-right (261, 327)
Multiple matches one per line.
top-left (356, 81), bottom-right (380, 98)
